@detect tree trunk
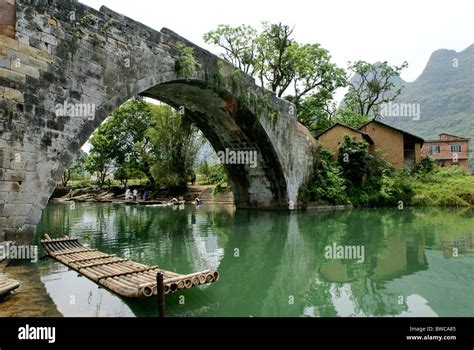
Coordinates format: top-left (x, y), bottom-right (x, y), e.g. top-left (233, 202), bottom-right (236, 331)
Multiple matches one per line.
top-left (61, 170), bottom-right (71, 187)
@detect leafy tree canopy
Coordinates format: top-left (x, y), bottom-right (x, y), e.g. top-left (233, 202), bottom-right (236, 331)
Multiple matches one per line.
top-left (204, 22), bottom-right (347, 132)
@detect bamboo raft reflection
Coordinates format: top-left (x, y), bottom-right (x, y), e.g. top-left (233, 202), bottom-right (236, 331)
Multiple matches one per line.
top-left (41, 235), bottom-right (219, 298)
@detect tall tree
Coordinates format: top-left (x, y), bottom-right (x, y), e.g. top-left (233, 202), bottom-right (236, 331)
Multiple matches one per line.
top-left (85, 131), bottom-right (115, 188)
top-left (147, 105), bottom-right (204, 191)
top-left (255, 22), bottom-right (296, 96)
top-left (343, 60), bottom-right (408, 118)
top-left (61, 150), bottom-right (87, 186)
top-left (85, 98), bottom-right (154, 187)
top-left (204, 22), bottom-right (347, 129)
top-left (203, 24), bottom-right (258, 75)
top-left (103, 97), bottom-right (155, 185)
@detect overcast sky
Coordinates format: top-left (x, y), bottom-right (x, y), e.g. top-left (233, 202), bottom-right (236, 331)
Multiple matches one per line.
top-left (79, 0), bottom-right (473, 82)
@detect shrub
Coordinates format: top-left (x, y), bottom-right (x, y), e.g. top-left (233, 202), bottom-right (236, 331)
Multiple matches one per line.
top-left (299, 146), bottom-right (348, 205)
top-left (436, 165), bottom-right (466, 177)
top-left (337, 135), bottom-right (414, 207)
top-left (414, 157), bottom-right (435, 174)
top-left (208, 163), bottom-right (227, 185)
top-left (337, 135), bottom-right (371, 187)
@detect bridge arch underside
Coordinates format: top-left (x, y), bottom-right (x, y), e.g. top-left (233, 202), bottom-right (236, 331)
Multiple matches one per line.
top-left (141, 80), bottom-right (289, 209)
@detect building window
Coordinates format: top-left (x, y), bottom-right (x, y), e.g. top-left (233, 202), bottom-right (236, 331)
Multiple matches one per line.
top-left (429, 145), bottom-right (440, 153)
top-left (451, 144), bottom-right (461, 153)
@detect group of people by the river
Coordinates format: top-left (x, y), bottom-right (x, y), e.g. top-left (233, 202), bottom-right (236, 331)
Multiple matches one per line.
top-left (125, 187), bottom-right (138, 201)
top-left (124, 186), bottom-right (202, 206)
top-left (169, 195), bottom-right (202, 206)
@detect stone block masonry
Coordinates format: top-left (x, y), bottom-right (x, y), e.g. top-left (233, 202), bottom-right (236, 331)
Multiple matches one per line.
top-left (0, 0), bottom-right (16, 39)
top-left (0, 0), bottom-right (316, 243)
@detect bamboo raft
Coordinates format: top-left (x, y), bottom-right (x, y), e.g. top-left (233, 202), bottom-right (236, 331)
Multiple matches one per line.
top-left (41, 235), bottom-right (219, 298)
top-left (0, 276), bottom-right (20, 297)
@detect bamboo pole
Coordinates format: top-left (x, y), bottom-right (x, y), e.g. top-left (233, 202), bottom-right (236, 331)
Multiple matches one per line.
top-left (143, 285), bottom-right (154, 297)
top-left (142, 269), bottom-right (181, 279)
top-left (90, 266), bottom-right (138, 290)
top-left (55, 241), bottom-right (70, 251)
top-left (184, 279), bottom-right (193, 289)
top-left (78, 258), bottom-right (128, 269)
top-left (160, 270), bottom-right (211, 284)
top-left (71, 256), bottom-right (120, 268)
top-left (60, 240), bottom-right (75, 249)
top-left (198, 275), bottom-right (206, 284)
top-left (156, 272), bottom-right (165, 317)
top-left (141, 270), bottom-right (211, 288)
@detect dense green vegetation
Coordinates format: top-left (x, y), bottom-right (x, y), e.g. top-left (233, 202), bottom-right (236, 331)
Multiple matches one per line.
top-left (146, 104), bottom-right (204, 191)
top-left (84, 98), bottom-right (155, 187)
top-left (300, 137), bottom-right (412, 207)
top-left (409, 167), bottom-right (474, 207)
top-left (71, 98), bottom-right (208, 192)
top-left (64, 98), bottom-right (228, 193)
top-left (300, 135), bottom-right (474, 208)
top-left (298, 146), bottom-right (347, 204)
top-left (204, 23), bottom-right (347, 134)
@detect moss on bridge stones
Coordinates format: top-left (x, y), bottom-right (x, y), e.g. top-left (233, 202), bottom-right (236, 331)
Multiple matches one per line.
top-left (175, 42), bottom-right (201, 77)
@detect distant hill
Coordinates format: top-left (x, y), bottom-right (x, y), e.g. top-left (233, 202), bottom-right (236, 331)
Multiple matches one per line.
top-left (379, 44), bottom-right (474, 146)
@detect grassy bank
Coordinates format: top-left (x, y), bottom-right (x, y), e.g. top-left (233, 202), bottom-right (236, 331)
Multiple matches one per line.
top-left (409, 167), bottom-right (474, 207)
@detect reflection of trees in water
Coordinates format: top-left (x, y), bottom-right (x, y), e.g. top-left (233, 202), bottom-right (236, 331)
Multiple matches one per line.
top-left (39, 203), bottom-right (229, 275)
top-left (261, 215), bottom-right (316, 316)
top-left (302, 279), bottom-right (337, 317)
top-left (349, 279), bottom-right (406, 316)
top-left (36, 203), bottom-right (77, 242)
top-left (37, 204), bottom-right (474, 316)
top-left (209, 210), bottom-right (290, 316)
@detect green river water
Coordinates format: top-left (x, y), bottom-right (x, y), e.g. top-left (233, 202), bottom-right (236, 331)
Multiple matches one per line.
top-left (6, 202), bottom-right (474, 317)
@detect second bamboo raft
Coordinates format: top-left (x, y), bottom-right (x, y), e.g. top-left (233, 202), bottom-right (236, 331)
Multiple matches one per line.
top-left (0, 276), bottom-right (20, 297)
top-left (41, 235), bottom-right (219, 298)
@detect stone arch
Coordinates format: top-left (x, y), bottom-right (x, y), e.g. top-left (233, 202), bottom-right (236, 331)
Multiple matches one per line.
top-left (0, 0), bottom-right (316, 241)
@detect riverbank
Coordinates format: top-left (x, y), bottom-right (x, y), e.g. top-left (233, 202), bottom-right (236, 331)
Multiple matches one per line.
top-left (409, 168), bottom-right (474, 207)
top-left (50, 184), bottom-right (234, 206)
top-left (51, 167), bottom-right (474, 209)
top-left (0, 262), bottom-right (62, 317)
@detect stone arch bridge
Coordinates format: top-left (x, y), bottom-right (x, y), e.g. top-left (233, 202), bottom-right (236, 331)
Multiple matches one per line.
top-left (0, 0), bottom-right (315, 242)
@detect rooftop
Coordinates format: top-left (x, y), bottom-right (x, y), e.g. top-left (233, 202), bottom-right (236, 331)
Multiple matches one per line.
top-left (315, 123), bottom-right (374, 144)
top-left (359, 120), bottom-right (425, 144)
